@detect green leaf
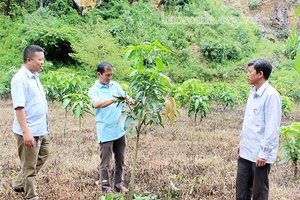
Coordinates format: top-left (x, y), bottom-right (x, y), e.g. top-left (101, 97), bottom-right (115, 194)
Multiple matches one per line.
top-left (62, 98), bottom-right (71, 109)
top-left (124, 49), bottom-right (134, 60)
top-left (75, 104), bottom-right (82, 119)
top-left (296, 5), bottom-right (300, 17)
top-left (296, 46), bottom-right (300, 75)
top-left (155, 58), bottom-right (164, 70)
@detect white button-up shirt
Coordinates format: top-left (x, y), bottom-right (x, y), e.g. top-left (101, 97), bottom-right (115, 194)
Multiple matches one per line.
top-left (239, 81), bottom-right (282, 164)
top-left (11, 65), bottom-right (48, 137)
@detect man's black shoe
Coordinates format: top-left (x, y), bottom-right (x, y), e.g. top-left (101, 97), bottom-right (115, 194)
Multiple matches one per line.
top-left (12, 187), bottom-right (24, 193)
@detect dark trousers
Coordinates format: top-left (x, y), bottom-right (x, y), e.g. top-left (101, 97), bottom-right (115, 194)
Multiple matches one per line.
top-left (236, 157), bottom-right (271, 200)
top-left (99, 135), bottom-right (126, 192)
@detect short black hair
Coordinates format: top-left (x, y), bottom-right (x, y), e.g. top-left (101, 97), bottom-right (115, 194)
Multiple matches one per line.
top-left (97, 61), bottom-right (113, 74)
top-left (247, 58), bottom-right (272, 80)
top-left (23, 45), bottom-right (44, 63)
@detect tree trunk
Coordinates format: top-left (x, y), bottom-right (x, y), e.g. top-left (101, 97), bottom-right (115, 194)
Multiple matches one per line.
top-left (64, 109), bottom-right (68, 134)
top-left (293, 159), bottom-right (298, 180)
top-left (127, 130), bottom-right (141, 200)
top-left (79, 117), bottom-right (82, 132)
top-left (4, 0), bottom-right (11, 15)
top-left (157, 0), bottom-right (164, 8)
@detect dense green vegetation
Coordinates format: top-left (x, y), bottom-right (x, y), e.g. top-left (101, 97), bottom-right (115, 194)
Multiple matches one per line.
top-left (1, 0), bottom-right (300, 134)
top-left (1, 0), bottom-right (299, 100)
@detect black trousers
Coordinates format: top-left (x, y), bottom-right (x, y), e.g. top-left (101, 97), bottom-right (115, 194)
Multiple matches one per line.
top-left (236, 157), bottom-right (271, 200)
top-left (99, 135), bottom-right (126, 192)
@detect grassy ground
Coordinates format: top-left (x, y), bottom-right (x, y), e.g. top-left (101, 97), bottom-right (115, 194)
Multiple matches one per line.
top-left (0, 99), bottom-right (299, 200)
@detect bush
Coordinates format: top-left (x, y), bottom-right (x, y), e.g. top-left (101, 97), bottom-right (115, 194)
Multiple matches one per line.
top-left (70, 22), bottom-right (131, 81)
top-left (105, 1), bottom-right (168, 47)
top-left (280, 122), bottom-right (300, 179)
top-left (46, 0), bottom-right (74, 16)
top-left (1, 0), bottom-right (39, 17)
top-left (0, 69), bottom-right (18, 96)
top-left (200, 39), bottom-right (242, 63)
top-left (275, 59), bottom-right (296, 71)
top-left (21, 8), bottom-right (82, 65)
top-left (272, 70), bottom-right (300, 102)
top-left (95, 0), bottom-right (127, 20)
top-left (248, 0), bottom-right (261, 10)
top-left (207, 83), bottom-right (244, 109)
top-left (0, 15), bottom-right (24, 68)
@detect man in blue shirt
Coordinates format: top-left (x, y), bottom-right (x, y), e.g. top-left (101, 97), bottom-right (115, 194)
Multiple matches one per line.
top-left (11, 45), bottom-right (49, 200)
top-left (89, 61), bottom-right (133, 194)
top-left (236, 58), bottom-right (282, 200)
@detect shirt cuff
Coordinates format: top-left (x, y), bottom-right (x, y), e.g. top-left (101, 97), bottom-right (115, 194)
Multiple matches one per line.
top-left (258, 150), bottom-right (267, 160)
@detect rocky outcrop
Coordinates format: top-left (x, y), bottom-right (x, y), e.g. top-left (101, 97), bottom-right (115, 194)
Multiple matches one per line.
top-left (73, 0), bottom-right (99, 14)
top-left (224, 0), bottom-right (300, 40)
top-left (269, 0), bottom-right (299, 39)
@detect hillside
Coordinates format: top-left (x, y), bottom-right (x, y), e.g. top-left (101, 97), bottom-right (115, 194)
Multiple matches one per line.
top-left (78, 0), bottom-right (300, 39)
top-left (1, 0), bottom-right (300, 99)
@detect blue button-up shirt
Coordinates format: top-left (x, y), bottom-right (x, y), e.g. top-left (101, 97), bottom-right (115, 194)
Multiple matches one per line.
top-left (239, 81), bottom-right (282, 164)
top-left (11, 65), bottom-right (48, 136)
top-left (88, 80), bottom-right (126, 143)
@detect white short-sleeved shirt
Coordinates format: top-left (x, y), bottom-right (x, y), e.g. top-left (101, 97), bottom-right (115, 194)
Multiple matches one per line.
top-left (11, 65), bottom-right (48, 136)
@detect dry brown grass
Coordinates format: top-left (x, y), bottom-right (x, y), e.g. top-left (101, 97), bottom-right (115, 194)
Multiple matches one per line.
top-left (0, 99), bottom-right (299, 200)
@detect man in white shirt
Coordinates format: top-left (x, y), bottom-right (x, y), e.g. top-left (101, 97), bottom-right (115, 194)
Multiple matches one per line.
top-left (236, 58), bottom-right (282, 200)
top-left (11, 45), bottom-right (49, 200)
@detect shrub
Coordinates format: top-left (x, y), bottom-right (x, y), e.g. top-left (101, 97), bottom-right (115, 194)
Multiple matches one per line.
top-left (46, 0), bottom-right (74, 16)
top-left (207, 83), bottom-right (244, 109)
top-left (248, 0), bottom-right (261, 10)
top-left (0, 84), bottom-right (9, 97)
top-left (0, 15), bottom-right (24, 68)
top-left (95, 0), bottom-right (127, 20)
top-left (275, 59), bottom-right (296, 71)
top-left (70, 22), bottom-right (131, 81)
top-left (285, 16), bottom-right (300, 59)
top-left (280, 122), bottom-right (300, 180)
top-left (272, 70), bottom-right (300, 102)
top-left (281, 95), bottom-right (294, 118)
top-left (22, 8), bottom-right (82, 65)
top-left (200, 39), bottom-right (242, 63)
top-left (0, 0), bottom-right (39, 17)
top-left (105, 1), bottom-right (168, 47)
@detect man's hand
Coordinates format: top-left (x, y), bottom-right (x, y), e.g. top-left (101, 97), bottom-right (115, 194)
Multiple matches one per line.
top-left (237, 145), bottom-right (240, 155)
top-left (23, 131), bottom-right (34, 148)
top-left (15, 107), bottom-right (34, 148)
top-left (126, 96), bottom-right (135, 105)
top-left (256, 157), bottom-right (266, 167)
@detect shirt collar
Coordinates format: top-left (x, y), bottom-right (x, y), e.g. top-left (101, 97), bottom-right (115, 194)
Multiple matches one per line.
top-left (253, 81), bottom-right (269, 97)
top-left (22, 65), bottom-right (39, 78)
top-left (95, 80), bottom-right (114, 88)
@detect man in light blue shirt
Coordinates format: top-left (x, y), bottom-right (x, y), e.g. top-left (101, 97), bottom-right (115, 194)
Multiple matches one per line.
top-left (236, 58), bottom-right (282, 200)
top-left (89, 61), bottom-right (134, 194)
top-left (11, 45), bottom-right (50, 200)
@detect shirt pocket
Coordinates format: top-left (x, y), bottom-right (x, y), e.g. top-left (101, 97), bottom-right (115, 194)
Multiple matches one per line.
top-left (27, 81), bottom-right (40, 96)
top-left (253, 109), bottom-right (265, 134)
